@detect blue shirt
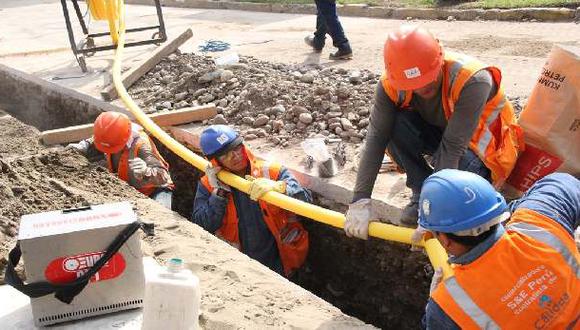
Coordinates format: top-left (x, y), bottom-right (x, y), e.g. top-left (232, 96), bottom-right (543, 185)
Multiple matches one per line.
top-left (424, 173), bottom-right (580, 329)
top-left (191, 167), bottom-right (312, 275)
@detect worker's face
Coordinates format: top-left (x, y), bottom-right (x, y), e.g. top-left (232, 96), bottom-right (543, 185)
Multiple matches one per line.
top-left (217, 144), bottom-right (248, 173)
top-left (413, 71), bottom-right (443, 99)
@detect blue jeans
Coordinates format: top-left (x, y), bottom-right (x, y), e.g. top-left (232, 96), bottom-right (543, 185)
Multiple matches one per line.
top-left (313, 0), bottom-right (350, 49)
top-left (387, 111), bottom-right (491, 193)
top-left (151, 189), bottom-right (173, 210)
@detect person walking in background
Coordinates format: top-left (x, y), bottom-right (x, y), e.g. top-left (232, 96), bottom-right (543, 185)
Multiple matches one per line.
top-left (304, 0), bottom-right (353, 60)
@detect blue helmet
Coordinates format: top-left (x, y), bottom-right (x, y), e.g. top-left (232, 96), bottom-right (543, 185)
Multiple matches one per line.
top-left (418, 169), bottom-right (507, 234)
top-left (200, 125), bottom-right (243, 159)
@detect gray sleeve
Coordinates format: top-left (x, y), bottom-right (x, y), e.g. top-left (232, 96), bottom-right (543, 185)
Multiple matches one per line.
top-left (136, 141), bottom-right (172, 186)
top-left (433, 70), bottom-right (494, 170)
top-left (352, 81), bottom-right (397, 202)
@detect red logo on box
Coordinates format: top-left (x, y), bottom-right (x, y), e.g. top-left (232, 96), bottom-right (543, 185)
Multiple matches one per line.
top-left (45, 251), bottom-right (126, 284)
top-left (507, 144), bottom-right (563, 192)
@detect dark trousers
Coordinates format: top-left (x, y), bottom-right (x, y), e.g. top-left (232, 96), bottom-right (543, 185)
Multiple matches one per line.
top-left (387, 111), bottom-right (491, 194)
top-left (313, 0), bottom-right (349, 49)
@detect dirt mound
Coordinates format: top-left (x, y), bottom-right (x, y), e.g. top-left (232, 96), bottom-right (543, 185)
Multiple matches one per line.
top-left (0, 116), bottom-right (44, 159)
top-left (129, 53), bottom-right (526, 145)
top-left (0, 116), bottom-right (145, 282)
top-left (129, 53), bottom-right (379, 145)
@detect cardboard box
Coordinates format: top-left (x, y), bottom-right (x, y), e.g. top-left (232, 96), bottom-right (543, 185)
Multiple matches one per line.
top-left (18, 202), bottom-right (144, 326)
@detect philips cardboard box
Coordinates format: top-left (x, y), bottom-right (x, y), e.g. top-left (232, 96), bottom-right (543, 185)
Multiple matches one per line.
top-left (18, 201), bottom-right (144, 326)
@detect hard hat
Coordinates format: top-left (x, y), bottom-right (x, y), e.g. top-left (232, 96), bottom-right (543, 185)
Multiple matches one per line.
top-left (418, 169), bottom-right (508, 235)
top-left (93, 112), bottom-right (132, 154)
top-left (200, 125), bottom-right (243, 159)
top-left (383, 25), bottom-right (444, 91)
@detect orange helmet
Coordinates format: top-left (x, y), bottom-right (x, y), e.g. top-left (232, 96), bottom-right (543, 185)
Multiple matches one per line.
top-left (93, 112), bottom-right (132, 154)
top-left (383, 25), bottom-right (444, 91)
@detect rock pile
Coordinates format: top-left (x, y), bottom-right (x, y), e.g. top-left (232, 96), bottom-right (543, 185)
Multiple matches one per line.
top-left (129, 54), bottom-right (379, 146)
top-left (129, 53), bottom-right (526, 147)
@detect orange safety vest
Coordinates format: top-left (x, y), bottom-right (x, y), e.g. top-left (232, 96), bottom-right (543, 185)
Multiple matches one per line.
top-left (381, 51), bottom-right (524, 187)
top-left (200, 148), bottom-right (309, 276)
top-left (432, 209), bottom-right (580, 329)
top-left (106, 130), bottom-right (173, 196)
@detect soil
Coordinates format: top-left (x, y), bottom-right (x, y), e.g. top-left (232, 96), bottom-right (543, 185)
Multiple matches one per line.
top-left (0, 116), bottom-right (146, 282)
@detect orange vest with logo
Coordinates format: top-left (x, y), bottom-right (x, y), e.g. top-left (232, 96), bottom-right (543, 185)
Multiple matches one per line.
top-left (381, 51), bottom-right (524, 187)
top-left (106, 130), bottom-right (172, 196)
top-left (432, 209), bottom-right (580, 329)
top-left (200, 149), bottom-right (309, 276)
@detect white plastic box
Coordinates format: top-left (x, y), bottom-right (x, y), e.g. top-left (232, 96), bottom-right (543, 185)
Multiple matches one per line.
top-left (18, 201), bottom-right (145, 326)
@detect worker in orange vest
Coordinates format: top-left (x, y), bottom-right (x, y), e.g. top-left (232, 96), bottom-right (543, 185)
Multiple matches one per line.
top-left (344, 25), bottom-right (524, 237)
top-left (67, 112), bottom-right (174, 208)
top-left (191, 125), bottom-right (312, 276)
top-left (414, 169), bottom-right (579, 329)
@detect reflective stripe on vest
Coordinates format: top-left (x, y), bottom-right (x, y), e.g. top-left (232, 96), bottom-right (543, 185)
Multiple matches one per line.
top-left (507, 222), bottom-right (580, 278)
top-left (444, 277), bottom-right (500, 329)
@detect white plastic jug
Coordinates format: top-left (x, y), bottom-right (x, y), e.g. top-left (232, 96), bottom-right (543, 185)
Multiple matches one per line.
top-left (141, 258), bottom-right (201, 330)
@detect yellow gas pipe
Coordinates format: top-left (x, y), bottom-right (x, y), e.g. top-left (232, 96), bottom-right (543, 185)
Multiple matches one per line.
top-left (111, 0), bottom-right (453, 279)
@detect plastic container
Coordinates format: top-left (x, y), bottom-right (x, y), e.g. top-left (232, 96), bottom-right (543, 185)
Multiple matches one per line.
top-left (214, 52), bottom-right (239, 66)
top-left (141, 258), bottom-right (201, 330)
top-left (301, 138), bottom-right (337, 177)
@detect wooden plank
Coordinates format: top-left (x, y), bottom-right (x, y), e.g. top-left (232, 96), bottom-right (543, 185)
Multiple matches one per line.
top-left (41, 104), bottom-right (216, 145)
top-left (101, 28), bottom-right (194, 101)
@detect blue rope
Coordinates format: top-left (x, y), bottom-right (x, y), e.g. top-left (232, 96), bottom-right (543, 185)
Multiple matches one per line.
top-left (198, 40), bottom-right (231, 52)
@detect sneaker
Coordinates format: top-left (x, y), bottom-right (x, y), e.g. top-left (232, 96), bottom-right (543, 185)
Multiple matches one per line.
top-left (329, 46), bottom-right (353, 60)
top-left (304, 35), bottom-right (323, 52)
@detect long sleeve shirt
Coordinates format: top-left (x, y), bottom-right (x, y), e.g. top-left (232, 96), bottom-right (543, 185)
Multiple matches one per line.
top-left (191, 167), bottom-right (312, 275)
top-left (77, 133), bottom-right (172, 189)
top-left (353, 70), bottom-right (495, 201)
top-left (424, 173), bottom-right (580, 329)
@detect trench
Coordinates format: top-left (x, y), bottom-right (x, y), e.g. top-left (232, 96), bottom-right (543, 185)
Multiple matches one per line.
top-left (1, 65), bottom-right (432, 329)
top-left (156, 141), bottom-right (432, 329)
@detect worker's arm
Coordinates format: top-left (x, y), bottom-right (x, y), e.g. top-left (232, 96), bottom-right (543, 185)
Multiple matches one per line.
top-left (67, 137), bottom-right (103, 160)
top-left (277, 167), bottom-right (313, 203)
top-left (134, 141), bottom-right (172, 186)
top-left (352, 81), bottom-right (397, 202)
top-left (423, 299), bottom-right (460, 330)
top-left (432, 70), bottom-right (494, 170)
top-left (190, 182), bottom-right (228, 233)
top-left (509, 173), bottom-right (580, 236)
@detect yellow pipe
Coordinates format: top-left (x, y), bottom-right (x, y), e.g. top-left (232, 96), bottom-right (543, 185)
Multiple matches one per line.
top-left (112, 0), bottom-right (453, 278)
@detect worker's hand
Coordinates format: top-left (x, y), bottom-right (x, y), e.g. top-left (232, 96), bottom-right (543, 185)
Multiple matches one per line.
top-left (128, 158), bottom-right (148, 179)
top-left (344, 198), bottom-right (372, 240)
top-left (245, 176), bottom-right (286, 201)
top-left (205, 164), bottom-right (231, 193)
top-left (410, 225), bottom-right (431, 251)
top-left (65, 142), bottom-right (88, 154)
top-left (429, 267), bottom-right (444, 295)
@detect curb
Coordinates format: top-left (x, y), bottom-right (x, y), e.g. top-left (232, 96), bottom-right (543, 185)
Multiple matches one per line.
top-left (125, 0), bottom-right (580, 22)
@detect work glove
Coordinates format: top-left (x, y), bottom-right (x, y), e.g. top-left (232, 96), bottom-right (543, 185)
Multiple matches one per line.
top-left (344, 198), bottom-right (372, 240)
top-left (128, 158), bottom-right (149, 179)
top-left (429, 267), bottom-right (444, 295)
top-left (410, 225), bottom-right (431, 252)
top-left (205, 163), bottom-right (231, 193)
top-left (65, 142), bottom-right (88, 154)
top-left (245, 176), bottom-right (286, 201)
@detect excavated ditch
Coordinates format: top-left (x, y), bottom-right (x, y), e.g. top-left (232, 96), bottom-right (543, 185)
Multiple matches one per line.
top-left (154, 141), bottom-right (431, 329)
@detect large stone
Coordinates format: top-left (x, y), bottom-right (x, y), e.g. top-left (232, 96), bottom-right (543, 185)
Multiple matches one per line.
top-left (340, 118), bottom-right (354, 130)
top-left (212, 114), bottom-right (228, 125)
top-left (301, 73), bottom-right (315, 83)
top-left (220, 70), bottom-right (234, 82)
top-left (292, 106), bottom-right (309, 115)
top-left (299, 113), bottom-right (313, 124)
top-left (253, 114), bottom-right (270, 127)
